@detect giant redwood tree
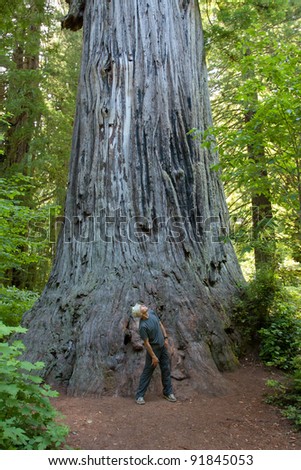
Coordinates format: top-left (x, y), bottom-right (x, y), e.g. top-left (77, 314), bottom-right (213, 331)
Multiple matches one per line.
top-left (22, 0), bottom-right (244, 396)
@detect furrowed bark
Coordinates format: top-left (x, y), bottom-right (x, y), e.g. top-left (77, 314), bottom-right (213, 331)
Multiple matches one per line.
top-left (22, 0), bottom-right (244, 396)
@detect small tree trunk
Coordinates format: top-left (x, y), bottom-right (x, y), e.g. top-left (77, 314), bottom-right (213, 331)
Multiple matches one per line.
top-left (244, 114), bottom-right (275, 271)
top-left (243, 49), bottom-right (275, 272)
top-left (22, 0), bottom-right (243, 396)
top-left (4, 22), bottom-right (42, 170)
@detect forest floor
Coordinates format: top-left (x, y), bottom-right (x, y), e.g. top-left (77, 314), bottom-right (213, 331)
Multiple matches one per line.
top-left (52, 357), bottom-right (301, 450)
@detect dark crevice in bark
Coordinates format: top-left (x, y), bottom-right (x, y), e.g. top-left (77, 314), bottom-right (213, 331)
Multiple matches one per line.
top-left (62, 0), bottom-right (86, 31)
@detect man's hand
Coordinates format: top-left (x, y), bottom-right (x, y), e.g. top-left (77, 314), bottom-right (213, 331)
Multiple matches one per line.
top-left (143, 339), bottom-right (159, 367)
top-left (152, 355), bottom-right (159, 367)
top-left (164, 338), bottom-right (169, 348)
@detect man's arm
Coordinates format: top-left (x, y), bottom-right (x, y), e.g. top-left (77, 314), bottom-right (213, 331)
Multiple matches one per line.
top-left (159, 321), bottom-right (169, 346)
top-left (143, 339), bottom-right (159, 367)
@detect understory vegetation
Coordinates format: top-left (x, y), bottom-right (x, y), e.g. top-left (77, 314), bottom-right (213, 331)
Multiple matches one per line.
top-left (231, 266), bottom-right (301, 429)
top-left (201, 0), bottom-right (301, 429)
top-left (0, 322), bottom-right (69, 449)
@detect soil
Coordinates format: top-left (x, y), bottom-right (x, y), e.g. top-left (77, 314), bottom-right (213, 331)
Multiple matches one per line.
top-left (52, 357), bottom-right (301, 450)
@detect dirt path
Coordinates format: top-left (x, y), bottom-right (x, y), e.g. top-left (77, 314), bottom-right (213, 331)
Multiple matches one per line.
top-left (52, 359), bottom-right (301, 450)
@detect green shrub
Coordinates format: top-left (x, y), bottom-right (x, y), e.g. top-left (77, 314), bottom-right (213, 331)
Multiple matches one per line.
top-left (259, 300), bottom-right (301, 370)
top-left (233, 267), bottom-right (301, 365)
top-left (0, 286), bottom-right (39, 326)
top-left (0, 322), bottom-right (69, 449)
top-left (266, 357), bottom-right (301, 430)
top-left (232, 267), bottom-right (281, 348)
top-left (0, 174), bottom-right (57, 292)
top-left (231, 243), bottom-right (301, 428)
top-left (292, 355), bottom-right (301, 393)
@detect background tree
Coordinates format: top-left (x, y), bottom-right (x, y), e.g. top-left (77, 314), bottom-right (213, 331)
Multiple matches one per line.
top-left (1, 0), bottom-right (46, 170)
top-left (0, 0), bottom-right (81, 292)
top-left (201, 0), bottom-right (301, 273)
top-left (21, 0), bottom-right (244, 396)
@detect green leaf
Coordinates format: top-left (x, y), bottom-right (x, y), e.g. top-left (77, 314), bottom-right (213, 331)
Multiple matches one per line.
top-left (0, 383), bottom-right (19, 397)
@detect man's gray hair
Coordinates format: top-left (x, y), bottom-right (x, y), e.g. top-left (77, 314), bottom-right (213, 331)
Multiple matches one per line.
top-left (132, 303), bottom-right (142, 317)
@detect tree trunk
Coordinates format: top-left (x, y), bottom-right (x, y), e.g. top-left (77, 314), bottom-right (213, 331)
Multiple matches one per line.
top-left (4, 20), bottom-right (42, 170)
top-left (242, 48), bottom-right (275, 272)
top-left (22, 0), bottom-right (243, 396)
top-left (244, 109), bottom-right (275, 272)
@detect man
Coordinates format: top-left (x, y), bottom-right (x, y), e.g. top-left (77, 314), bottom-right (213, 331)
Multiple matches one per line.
top-left (131, 302), bottom-right (177, 405)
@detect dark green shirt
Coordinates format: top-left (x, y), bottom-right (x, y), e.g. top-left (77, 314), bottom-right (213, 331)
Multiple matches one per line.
top-left (139, 310), bottom-right (164, 347)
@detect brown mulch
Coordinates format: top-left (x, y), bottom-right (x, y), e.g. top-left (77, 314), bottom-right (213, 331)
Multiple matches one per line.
top-left (52, 358), bottom-right (301, 450)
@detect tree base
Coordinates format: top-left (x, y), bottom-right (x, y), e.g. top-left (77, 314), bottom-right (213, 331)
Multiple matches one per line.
top-left (22, 257), bottom-right (242, 397)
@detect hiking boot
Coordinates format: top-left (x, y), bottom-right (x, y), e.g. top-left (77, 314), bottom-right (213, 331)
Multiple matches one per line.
top-left (163, 393), bottom-right (177, 402)
top-left (135, 396), bottom-right (145, 405)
